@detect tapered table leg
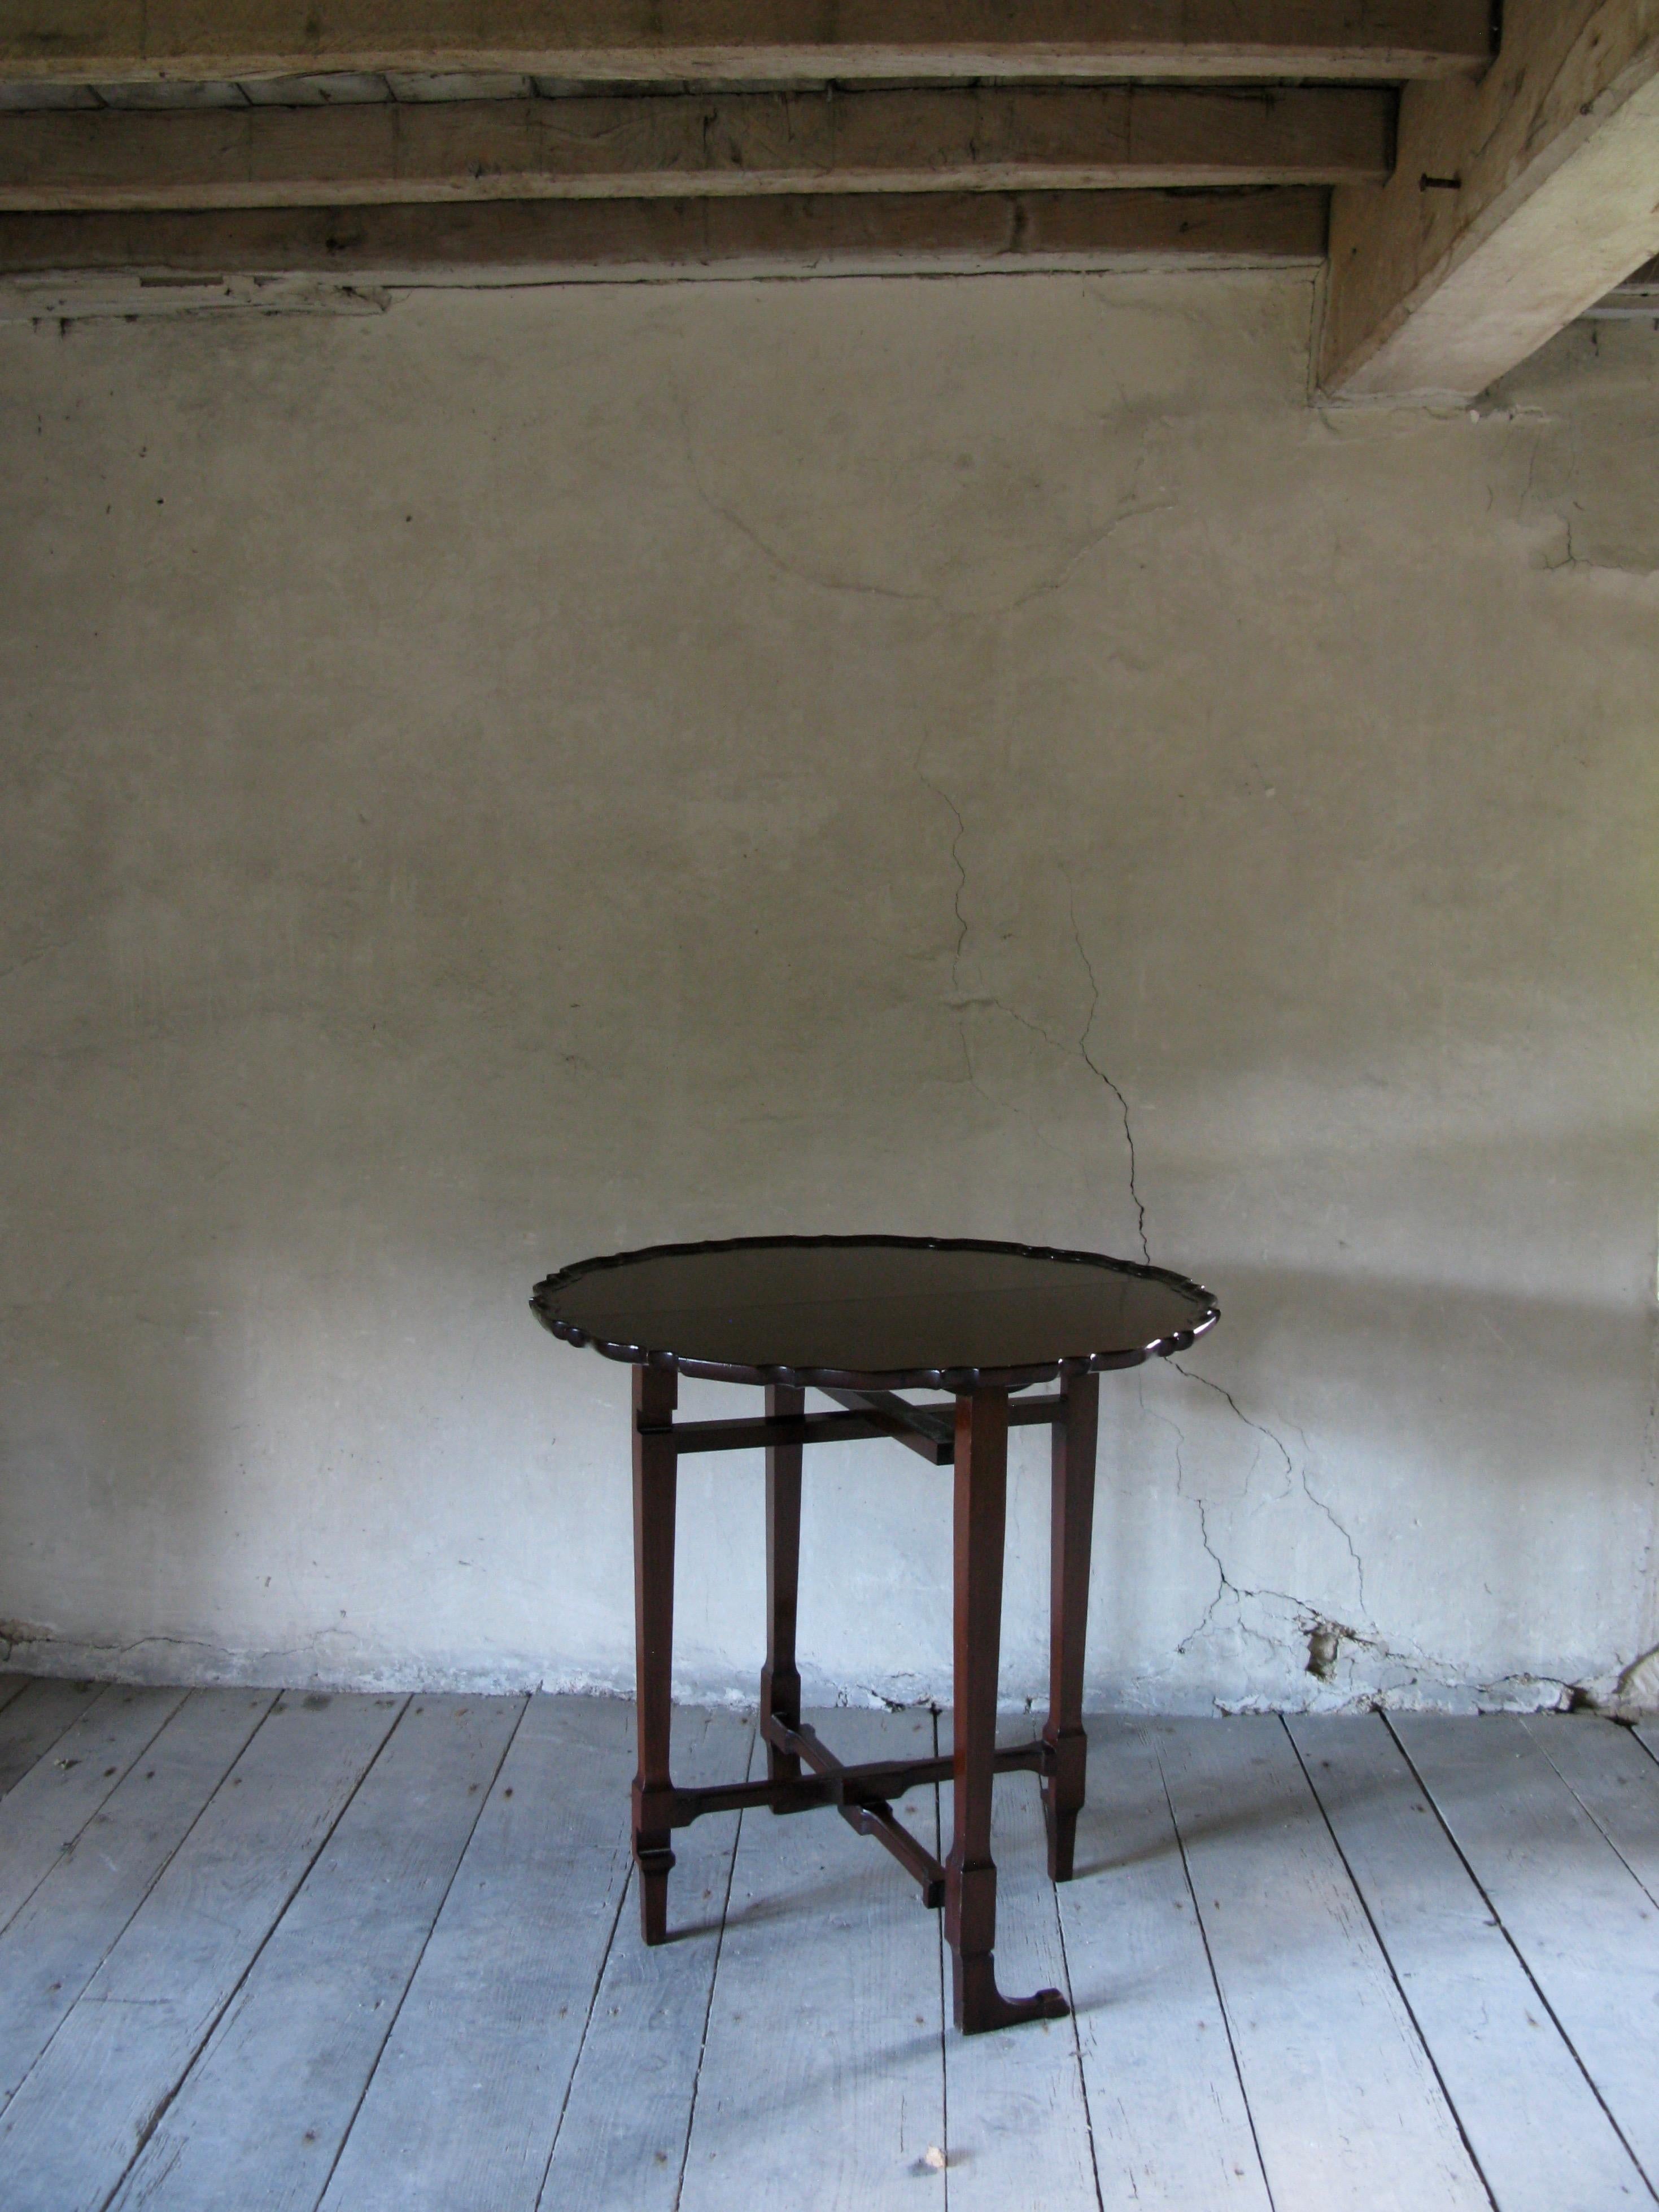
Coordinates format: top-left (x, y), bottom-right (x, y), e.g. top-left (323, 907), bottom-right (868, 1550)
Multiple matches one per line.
top-left (760, 1382), bottom-right (806, 1787)
top-left (946, 1385), bottom-right (1069, 2034)
top-left (632, 1363), bottom-right (678, 1945)
top-left (1042, 1368), bottom-right (1100, 1881)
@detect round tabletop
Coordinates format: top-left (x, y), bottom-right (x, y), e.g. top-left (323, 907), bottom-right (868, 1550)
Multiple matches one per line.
top-left (530, 1235), bottom-right (1218, 1392)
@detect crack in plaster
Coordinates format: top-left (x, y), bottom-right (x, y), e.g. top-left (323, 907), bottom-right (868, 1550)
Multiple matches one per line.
top-left (687, 466), bottom-right (938, 605)
top-left (1289, 1414), bottom-right (1369, 1616)
top-left (918, 764), bottom-right (970, 980)
top-left (1145, 1392), bottom-right (1325, 1662)
top-left (1001, 482), bottom-right (1175, 613)
top-left (1530, 420), bottom-right (1592, 579)
top-left (0, 933), bottom-right (86, 990)
top-left (673, 384), bottom-right (1169, 616)
top-left (1067, 897), bottom-right (1150, 1266)
top-left (1145, 1394), bottom-right (1238, 1654)
top-left (650, 373), bottom-right (1651, 1715)
top-left (903, 781), bottom-right (1398, 1703)
top-left (673, 388), bottom-right (939, 607)
top-left (1503, 401), bottom-right (1648, 579)
top-left (1136, 1402), bottom-right (1593, 1711)
top-left (1169, 1361), bottom-right (1368, 1627)
top-left (916, 759), bottom-right (1074, 1160)
top-left (1154, 1357), bottom-right (1425, 1698)
top-left (915, 759), bottom-right (1004, 1125)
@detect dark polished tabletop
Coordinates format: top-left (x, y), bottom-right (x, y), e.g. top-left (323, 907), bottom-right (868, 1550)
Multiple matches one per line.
top-left (530, 1235), bottom-right (1218, 1391)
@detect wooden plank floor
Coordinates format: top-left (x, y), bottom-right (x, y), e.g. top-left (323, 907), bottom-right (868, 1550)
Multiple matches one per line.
top-left (0, 1690), bottom-right (1656, 2211)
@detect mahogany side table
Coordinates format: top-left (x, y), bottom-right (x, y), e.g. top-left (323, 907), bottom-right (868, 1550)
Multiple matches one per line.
top-left (530, 1235), bottom-right (1217, 2036)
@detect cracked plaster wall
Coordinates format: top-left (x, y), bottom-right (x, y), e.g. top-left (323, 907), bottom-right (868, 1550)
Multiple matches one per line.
top-left (1, 273), bottom-right (1656, 1714)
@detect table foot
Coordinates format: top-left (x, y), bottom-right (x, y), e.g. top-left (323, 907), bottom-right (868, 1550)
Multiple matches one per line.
top-left (1040, 1725), bottom-right (1087, 1883)
top-left (953, 1952), bottom-right (1069, 2036)
top-left (637, 1840), bottom-right (675, 1945)
top-left (1042, 1790), bottom-right (1081, 1884)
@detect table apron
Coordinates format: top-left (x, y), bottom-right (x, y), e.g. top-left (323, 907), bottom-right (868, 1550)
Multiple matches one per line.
top-left (637, 1389), bottom-right (1065, 1465)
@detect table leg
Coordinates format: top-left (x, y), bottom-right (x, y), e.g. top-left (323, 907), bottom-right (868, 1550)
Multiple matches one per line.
top-left (632, 1363), bottom-right (678, 1945)
top-left (1042, 1368), bottom-right (1100, 1882)
top-left (946, 1385), bottom-right (1069, 2034)
top-left (759, 1382), bottom-right (806, 1787)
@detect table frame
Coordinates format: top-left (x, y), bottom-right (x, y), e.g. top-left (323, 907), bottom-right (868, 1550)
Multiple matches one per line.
top-left (629, 1363), bottom-right (1101, 2035)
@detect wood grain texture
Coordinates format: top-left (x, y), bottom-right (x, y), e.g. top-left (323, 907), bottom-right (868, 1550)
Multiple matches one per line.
top-left (1394, 1712), bottom-right (1659, 2182)
top-left (1321, 0), bottom-right (1659, 396)
top-left (0, 1691), bottom-right (1650, 2206)
top-left (0, 1690), bottom-right (404, 2212)
top-left (0, 86), bottom-right (1392, 211)
top-left (1291, 1713), bottom-right (1650, 2212)
top-left (1151, 1716), bottom-right (1488, 2212)
top-left (1519, 1711), bottom-right (1659, 1909)
top-left (318, 1695), bottom-right (636, 2212)
top-left (676, 1706), bottom-right (945, 2211)
top-left (106, 1694), bottom-right (523, 2212)
top-left (0, 1690), bottom-right (274, 2106)
top-left (0, 1684), bottom-right (188, 1936)
top-left (0, 1676), bottom-right (103, 1793)
top-left (1057, 1718), bottom-right (1271, 2210)
top-left (0, 2), bottom-right (1495, 85)
top-left (0, 186), bottom-right (1330, 284)
top-left (539, 1710), bottom-right (756, 2212)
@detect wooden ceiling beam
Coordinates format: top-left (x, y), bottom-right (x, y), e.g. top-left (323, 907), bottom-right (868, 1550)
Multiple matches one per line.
top-left (0, 86), bottom-right (1392, 211)
top-left (1582, 250), bottom-right (1659, 316)
top-left (1321, 1), bottom-right (1659, 397)
top-left (0, 2), bottom-right (1494, 87)
top-left (0, 189), bottom-right (1330, 287)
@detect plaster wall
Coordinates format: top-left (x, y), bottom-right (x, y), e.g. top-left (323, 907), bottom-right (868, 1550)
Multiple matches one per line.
top-left (2, 273), bottom-right (1656, 1713)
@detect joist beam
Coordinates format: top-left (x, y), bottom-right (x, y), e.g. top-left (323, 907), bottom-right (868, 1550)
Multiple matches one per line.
top-left (0, 187), bottom-right (1330, 286)
top-left (0, 86), bottom-right (1393, 211)
top-left (0, 3), bottom-right (1495, 87)
top-left (1321, 1), bottom-right (1659, 397)
top-left (1583, 249), bottom-right (1659, 315)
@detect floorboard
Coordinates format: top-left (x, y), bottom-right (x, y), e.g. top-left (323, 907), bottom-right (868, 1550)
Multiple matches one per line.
top-left (0, 1690), bottom-right (276, 2108)
top-left (0, 1689), bottom-right (404, 2212)
top-left (0, 1688), bottom-right (1649, 2210)
top-left (0, 1684), bottom-right (187, 1936)
top-left (1518, 1712), bottom-right (1659, 1909)
top-left (1058, 1717), bottom-right (1271, 2211)
top-left (0, 1676), bottom-right (31, 1717)
top-left (1151, 1716), bottom-right (1490, 2212)
top-left (320, 1694), bottom-right (637, 2212)
top-left (942, 1721), bottom-right (1099, 2211)
top-left (1392, 1713), bottom-right (1659, 2188)
top-left (675, 1706), bottom-right (947, 2212)
top-left (106, 1694), bottom-right (525, 2212)
top-left (1290, 1713), bottom-right (1651, 2212)
top-left (0, 1678), bottom-right (103, 1795)
top-left (538, 1708), bottom-right (754, 2212)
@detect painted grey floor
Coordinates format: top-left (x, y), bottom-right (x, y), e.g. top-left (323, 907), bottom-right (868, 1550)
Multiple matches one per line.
top-left (0, 1675), bottom-right (1656, 2211)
